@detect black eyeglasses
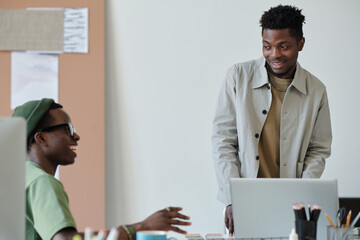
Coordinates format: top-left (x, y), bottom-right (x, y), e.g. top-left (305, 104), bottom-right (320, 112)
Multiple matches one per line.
top-left (39, 122), bottom-right (76, 137)
top-left (29, 122), bottom-right (76, 144)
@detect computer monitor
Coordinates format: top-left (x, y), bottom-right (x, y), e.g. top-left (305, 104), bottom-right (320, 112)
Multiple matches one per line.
top-left (0, 117), bottom-right (26, 240)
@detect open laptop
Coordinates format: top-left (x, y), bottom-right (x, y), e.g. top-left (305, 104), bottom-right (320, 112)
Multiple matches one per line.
top-left (230, 178), bottom-right (338, 239)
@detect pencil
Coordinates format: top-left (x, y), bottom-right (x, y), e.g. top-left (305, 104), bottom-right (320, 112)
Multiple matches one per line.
top-left (325, 213), bottom-right (335, 227)
top-left (346, 210), bottom-right (352, 228)
top-left (312, 209), bottom-right (321, 223)
top-left (293, 203), bottom-right (300, 220)
top-left (298, 203), bottom-right (306, 220)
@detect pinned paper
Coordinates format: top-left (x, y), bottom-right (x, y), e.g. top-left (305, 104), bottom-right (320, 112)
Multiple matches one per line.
top-left (0, 8), bottom-right (89, 53)
top-left (63, 8), bottom-right (89, 53)
top-left (0, 9), bottom-right (64, 51)
top-left (11, 52), bottom-right (59, 109)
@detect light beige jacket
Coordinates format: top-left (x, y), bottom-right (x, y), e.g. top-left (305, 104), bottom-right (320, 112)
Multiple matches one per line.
top-left (212, 57), bottom-right (332, 205)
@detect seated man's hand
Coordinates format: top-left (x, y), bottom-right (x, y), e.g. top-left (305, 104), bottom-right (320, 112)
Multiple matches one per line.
top-left (225, 204), bottom-right (234, 236)
top-left (133, 206), bottom-right (191, 234)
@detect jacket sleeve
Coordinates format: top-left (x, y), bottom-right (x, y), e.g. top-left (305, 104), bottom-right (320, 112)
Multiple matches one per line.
top-left (212, 66), bottom-right (241, 205)
top-left (302, 89), bottom-right (332, 178)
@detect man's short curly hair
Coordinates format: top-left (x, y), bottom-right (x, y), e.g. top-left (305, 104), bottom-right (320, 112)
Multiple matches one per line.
top-left (260, 5), bottom-right (305, 42)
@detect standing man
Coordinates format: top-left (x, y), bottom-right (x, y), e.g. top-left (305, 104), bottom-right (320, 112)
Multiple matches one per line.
top-left (212, 5), bottom-right (332, 235)
top-left (13, 98), bottom-right (191, 240)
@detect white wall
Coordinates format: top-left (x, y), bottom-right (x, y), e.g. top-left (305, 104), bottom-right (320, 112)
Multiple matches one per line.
top-left (105, 0), bottom-right (360, 237)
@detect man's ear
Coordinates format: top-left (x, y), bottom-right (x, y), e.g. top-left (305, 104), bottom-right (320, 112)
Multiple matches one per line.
top-left (33, 132), bottom-right (47, 146)
top-left (298, 37), bottom-right (305, 51)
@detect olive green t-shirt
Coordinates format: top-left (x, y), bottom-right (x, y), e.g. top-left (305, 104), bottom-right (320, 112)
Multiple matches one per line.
top-left (26, 161), bottom-right (77, 240)
top-left (257, 74), bottom-right (292, 178)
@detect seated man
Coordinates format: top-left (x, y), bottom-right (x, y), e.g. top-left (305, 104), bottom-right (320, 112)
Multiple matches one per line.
top-left (12, 98), bottom-right (191, 240)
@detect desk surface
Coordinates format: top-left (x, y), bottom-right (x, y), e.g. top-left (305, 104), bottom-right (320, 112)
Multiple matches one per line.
top-left (184, 233), bottom-right (360, 240)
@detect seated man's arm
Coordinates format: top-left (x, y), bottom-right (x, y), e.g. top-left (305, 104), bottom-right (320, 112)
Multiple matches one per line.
top-left (52, 227), bottom-right (81, 240)
top-left (52, 207), bottom-right (191, 240)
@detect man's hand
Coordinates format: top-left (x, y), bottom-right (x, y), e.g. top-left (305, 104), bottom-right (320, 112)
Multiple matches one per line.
top-left (225, 204), bottom-right (234, 236)
top-left (132, 207), bottom-right (191, 234)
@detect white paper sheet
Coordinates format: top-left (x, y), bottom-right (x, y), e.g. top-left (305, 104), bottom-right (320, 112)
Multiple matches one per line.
top-left (63, 8), bottom-right (89, 53)
top-left (11, 52), bottom-right (59, 109)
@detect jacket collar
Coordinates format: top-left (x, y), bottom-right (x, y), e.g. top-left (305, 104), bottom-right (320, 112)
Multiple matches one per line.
top-left (253, 57), bottom-right (307, 95)
top-left (252, 57), bottom-right (268, 89)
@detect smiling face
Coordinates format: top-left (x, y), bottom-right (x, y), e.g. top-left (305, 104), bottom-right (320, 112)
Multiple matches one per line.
top-left (40, 108), bottom-right (80, 166)
top-left (262, 28), bottom-right (305, 79)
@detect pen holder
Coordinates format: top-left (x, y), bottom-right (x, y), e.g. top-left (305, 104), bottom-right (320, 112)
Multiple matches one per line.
top-left (327, 226), bottom-right (350, 240)
top-left (295, 220), bottom-right (317, 240)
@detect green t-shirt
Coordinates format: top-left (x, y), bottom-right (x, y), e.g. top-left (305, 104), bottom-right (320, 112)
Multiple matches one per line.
top-left (26, 161), bottom-right (77, 240)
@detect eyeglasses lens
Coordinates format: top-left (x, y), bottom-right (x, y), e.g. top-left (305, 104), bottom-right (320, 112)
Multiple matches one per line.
top-left (67, 123), bottom-right (76, 136)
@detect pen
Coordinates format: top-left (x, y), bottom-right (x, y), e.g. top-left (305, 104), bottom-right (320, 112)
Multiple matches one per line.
top-left (325, 213), bottom-right (335, 227)
top-left (346, 210), bottom-right (352, 228)
top-left (350, 211), bottom-right (360, 228)
top-left (106, 227), bottom-right (119, 240)
top-left (85, 227), bottom-right (92, 240)
top-left (95, 229), bottom-right (107, 240)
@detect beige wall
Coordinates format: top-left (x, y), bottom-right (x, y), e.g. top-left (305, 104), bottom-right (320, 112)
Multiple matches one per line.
top-left (0, 0), bottom-right (105, 231)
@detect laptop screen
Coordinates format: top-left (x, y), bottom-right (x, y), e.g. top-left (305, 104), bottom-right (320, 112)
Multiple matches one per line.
top-left (230, 178), bottom-right (338, 239)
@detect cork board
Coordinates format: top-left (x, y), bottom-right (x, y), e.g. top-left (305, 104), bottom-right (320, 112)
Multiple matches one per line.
top-left (0, 0), bottom-right (105, 231)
